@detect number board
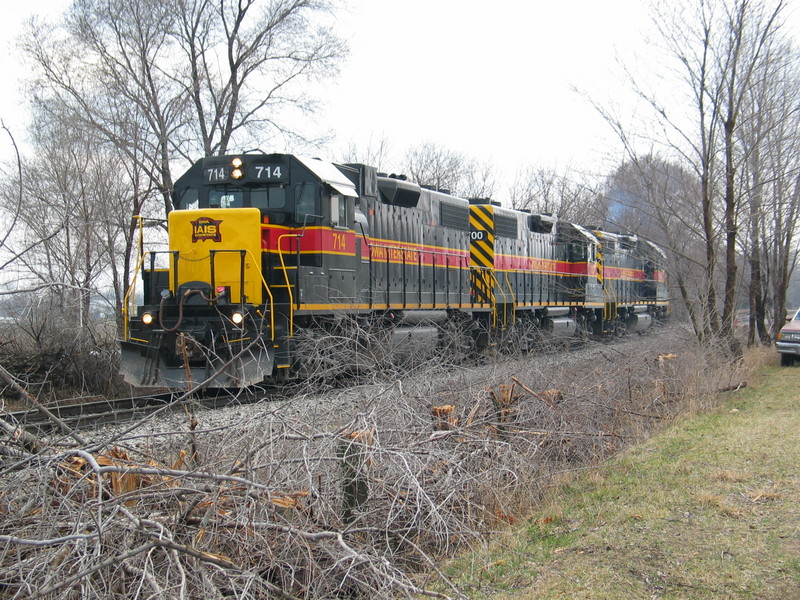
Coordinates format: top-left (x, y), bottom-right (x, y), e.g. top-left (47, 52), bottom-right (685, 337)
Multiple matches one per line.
top-left (204, 167), bottom-right (229, 183)
top-left (247, 164), bottom-right (289, 183)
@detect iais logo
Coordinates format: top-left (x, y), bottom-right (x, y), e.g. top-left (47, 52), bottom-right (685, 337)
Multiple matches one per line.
top-left (191, 216), bottom-right (223, 243)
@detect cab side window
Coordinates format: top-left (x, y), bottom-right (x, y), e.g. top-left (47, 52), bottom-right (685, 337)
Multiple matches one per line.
top-left (331, 194), bottom-right (347, 227)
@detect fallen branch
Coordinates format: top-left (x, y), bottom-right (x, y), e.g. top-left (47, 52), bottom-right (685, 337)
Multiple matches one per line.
top-left (508, 428), bottom-right (624, 438)
top-left (0, 414), bottom-right (43, 454)
top-left (511, 376), bottom-right (562, 407)
top-left (717, 381), bottom-right (747, 393)
top-left (582, 395), bottom-right (665, 420)
top-left (0, 362), bottom-right (86, 446)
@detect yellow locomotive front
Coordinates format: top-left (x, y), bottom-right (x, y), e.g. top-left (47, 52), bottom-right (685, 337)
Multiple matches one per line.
top-left (120, 207), bottom-right (274, 388)
top-left (167, 207), bottom-right (264, 308)
top-left (120, 156), bottom-right (286, 389)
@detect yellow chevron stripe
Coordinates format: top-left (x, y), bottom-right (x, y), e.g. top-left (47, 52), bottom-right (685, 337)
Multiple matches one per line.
top-left (470, 242), bottom-right (494, 268)
top-left (469, 205), bottom-right (496, 306)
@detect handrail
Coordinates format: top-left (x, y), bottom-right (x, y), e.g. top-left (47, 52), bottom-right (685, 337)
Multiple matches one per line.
top-left (603, 270), bottom-right (619, 321)
top-left (360, 234), bottom-right (468, 309)
top-left (487, 269), bottom-right (499, 327)
top-left (276, 233), bottom-right (299, 337)
top-left (136, 215), bottom-right (144, 260)
top-left (503, 270), bottom-right (517, 329)
top-left (245, 249), bottom-right (276, 335)
top-left (122, 215), bottom-right (145, 341)
top-left (208, 249), bottom-right (276, 335)
top-left (123, 250), bottom-right (173, 340)
top-left (469, 265), bottom-right (496, 326)
top-left (274, 215), bottom-right (324, 336)
top-left (123, 251), bottom-right (147, 341)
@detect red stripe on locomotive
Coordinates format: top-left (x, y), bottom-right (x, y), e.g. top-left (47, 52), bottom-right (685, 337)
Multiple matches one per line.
top-left (261, 225), bottom-right (469, 268)
top-left (602, 266), bottom-right (646, 281)
top-left (493, 254), bottom-right (598, 277)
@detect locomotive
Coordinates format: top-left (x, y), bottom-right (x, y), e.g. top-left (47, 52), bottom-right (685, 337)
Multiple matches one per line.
top-left (119, 153), bottom-right (668, 389)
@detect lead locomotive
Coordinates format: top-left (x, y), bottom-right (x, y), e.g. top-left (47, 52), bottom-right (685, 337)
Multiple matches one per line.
top-left (120, 153), bottom-right (668, 389)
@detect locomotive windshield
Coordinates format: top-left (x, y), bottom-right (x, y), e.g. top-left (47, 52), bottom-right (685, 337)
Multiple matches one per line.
top-left (251, 187), bottom-right (286, 210)
top-left (209, 190), bottom-right (244, 208)
top-left (204, 186), bottom-right (286, 210)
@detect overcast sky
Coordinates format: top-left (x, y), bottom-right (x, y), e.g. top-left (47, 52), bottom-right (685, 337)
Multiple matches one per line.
top-left (1, 0), bottom-right (660, 196)
top-left (324, 0), bottom-right (651, 177)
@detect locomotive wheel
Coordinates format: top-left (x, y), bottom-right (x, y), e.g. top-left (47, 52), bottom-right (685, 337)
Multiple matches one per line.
top-left (576, 314), bottom-right (592, 342)
top-left (614, 319), bottom-right (626, 338)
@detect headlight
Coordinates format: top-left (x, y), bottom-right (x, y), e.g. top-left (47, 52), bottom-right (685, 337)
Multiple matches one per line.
top-left (230, 157), bottom-right (244, 179)
top-left (141, 312), bottom-right (154, 326)
top-left (231, 312), bottom-right (244, 326)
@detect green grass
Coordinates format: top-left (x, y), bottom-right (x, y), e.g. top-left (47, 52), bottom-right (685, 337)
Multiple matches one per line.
top-left (446, 358), bottom-right (800, 599)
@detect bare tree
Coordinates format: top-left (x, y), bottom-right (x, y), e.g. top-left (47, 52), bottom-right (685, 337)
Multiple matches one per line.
top-left (737, 35), bottom-right (800, 343)
top-left (508, 165), bottom-right (603, 224)
top-left (0, 121), bottom-right (133, 396)
top-left (2, 101), bottom-right (159, 328)
top-left (603, 156), bottom-right (710, 335)
top-left (595, 0), bottom-right (791, 348)
top-left (403, 142), bottom-right (495, 198)
top-left (508, 166), bottom-right (558, 213)
top-left (337, 133), bottom-right (395, 172)
top-left (176, 0), bottom-right (347, 157)
top-left (24, 0), bottom-right (346, 218)
top-left (459, 159), bottom-right (496, 200)
top-left (716, 0), bottom-right (786, 342)
top-left (3, 136), bottom-right (108, 330)
top-left (24, 0), bottom-right (182, 219)
top-left (404, 142), bottom-right (465, 193)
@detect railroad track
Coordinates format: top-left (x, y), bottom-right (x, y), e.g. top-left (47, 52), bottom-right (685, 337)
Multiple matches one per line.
top-left (2, 327), bottom-right (667, 439)
top-left (3, 390), bottom-right (261, 437)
